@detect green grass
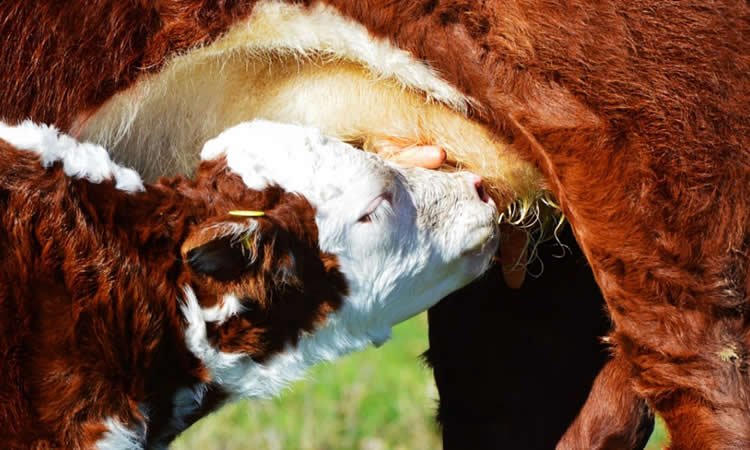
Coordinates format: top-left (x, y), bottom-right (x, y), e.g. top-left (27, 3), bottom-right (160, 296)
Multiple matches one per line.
top-left (173, 312), bottom-right (671, 449)
top-left (646, 415), bottom-right (670, 449)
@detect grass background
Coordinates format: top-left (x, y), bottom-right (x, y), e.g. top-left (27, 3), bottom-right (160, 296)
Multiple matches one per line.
top-left (173, 313), bottom-right (669, 449)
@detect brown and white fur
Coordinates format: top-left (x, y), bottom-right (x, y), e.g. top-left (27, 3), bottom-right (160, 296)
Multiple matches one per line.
top-left (7, 0), bottom-right (747, 447)
top-left (0, 119), bottom-right (498, 449)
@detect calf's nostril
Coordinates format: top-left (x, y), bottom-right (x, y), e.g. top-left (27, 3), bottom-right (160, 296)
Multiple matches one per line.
top-left (474, 178), bottom-right (490, 203)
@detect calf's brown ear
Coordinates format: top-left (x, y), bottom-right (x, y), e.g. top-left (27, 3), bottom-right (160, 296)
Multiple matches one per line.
top-left (182, 219), bottom-right (267, 282)
top-left (186, 235), bottom-right (251, 282)
top-left (182, 218), bottom-right (298, 286)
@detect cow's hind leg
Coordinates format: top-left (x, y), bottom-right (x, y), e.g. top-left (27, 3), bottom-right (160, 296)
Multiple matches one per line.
top-left (558, 356), bottom-right (654, 450)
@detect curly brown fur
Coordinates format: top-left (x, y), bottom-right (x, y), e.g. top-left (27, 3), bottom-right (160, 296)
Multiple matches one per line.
top-left (0, 137), bottom-right (345, 448)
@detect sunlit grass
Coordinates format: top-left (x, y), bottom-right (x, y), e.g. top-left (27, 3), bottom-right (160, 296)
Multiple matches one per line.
top-left (646, 415), bottom-right (670, 449)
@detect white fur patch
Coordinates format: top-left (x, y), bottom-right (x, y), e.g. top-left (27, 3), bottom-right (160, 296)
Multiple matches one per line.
top-left (0, 120), bottom-right (144, 192)
top-left (96, 413), bottom-right (148, 450)
top-left (200, 295), bottom-right (246, 324)
top-left (200, 120), bottom-right (384, 207)
top-left (225, 0), bottom-right (472, 112)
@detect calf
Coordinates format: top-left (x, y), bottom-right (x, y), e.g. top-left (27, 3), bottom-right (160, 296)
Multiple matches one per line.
top-left (0, 119), bottom-right (499, 449)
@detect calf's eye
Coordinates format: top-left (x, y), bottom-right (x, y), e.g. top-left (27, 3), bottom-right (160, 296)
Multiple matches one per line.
top-left (358, 193), bottom-right (392, 223)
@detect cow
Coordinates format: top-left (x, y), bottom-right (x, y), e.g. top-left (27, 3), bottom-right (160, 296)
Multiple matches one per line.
top-left (5, 0), bottom-right (745, 447)
top-left (0, 119), bottom-right (499, 449)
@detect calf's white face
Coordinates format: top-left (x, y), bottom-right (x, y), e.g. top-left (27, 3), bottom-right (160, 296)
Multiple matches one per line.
top-left (176, 120), bottom-right (499, 416)
top-left (201, 120), bottom-right (499, 345)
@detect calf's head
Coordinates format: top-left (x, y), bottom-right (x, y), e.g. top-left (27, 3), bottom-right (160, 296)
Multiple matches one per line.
top-left (178, 120), bottom-right (499, 399)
